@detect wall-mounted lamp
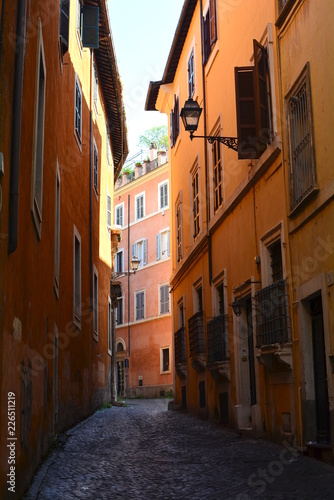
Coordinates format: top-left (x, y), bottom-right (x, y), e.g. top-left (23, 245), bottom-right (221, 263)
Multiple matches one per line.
top-left (231, 299), bottom-right (243, 317)
top-left (130, 256), bottom-right (140, 273)
top-left (180, 98), bottom-right (238, 152)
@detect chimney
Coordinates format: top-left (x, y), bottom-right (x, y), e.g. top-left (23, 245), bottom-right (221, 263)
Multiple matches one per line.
top-left (150, 142), bottom-right (157, 161)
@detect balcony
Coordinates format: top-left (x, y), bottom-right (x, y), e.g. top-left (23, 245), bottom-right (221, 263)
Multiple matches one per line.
top-left (255, 279), bottom-right (292, 370)
top-left (207, 315), bottom-right (230, 382)
top-left (188, 311), bottom-right (206, 372)
top-left (174, 326), bottom-right (187, 380)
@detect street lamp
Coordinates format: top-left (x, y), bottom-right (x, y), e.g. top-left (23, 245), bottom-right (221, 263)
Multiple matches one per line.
top-left (180, 98), bottom-right (238, 152)
top-left (129, 256), bottom-right (140, 273)
top-left (231, 299), bottom-right (243, 317)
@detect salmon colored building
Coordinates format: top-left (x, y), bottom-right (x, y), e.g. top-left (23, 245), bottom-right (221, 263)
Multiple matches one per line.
top-left (0, 0), bottom-right (127, 497)
top-left (146, 0), bottom-right (334, 459)
top-left (113, 150), bottom-right (173, 398)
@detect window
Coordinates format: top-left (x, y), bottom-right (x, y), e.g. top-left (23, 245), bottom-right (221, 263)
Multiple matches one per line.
top-left (212, 138), bottom-right (223, 212)
top-left (135, 291), bottom-right (145, 321)
top-left (276, 0), bottom-right (298, 27)
top-left (235, 39), bottom-right (272, 159)
top-left (108, 297), bottom-right (112, 355)
top-left (135, 193), bottom-right (145, 221)
top-left (203, 0), bottom-right (217, 64)
top-left (176, 194), bottom-right (182, 262)
top-left (93, 60), bottom-right (98, 111)
top-left (159, 181), bottom-right (169, 210)
top-left (170, 95), bottom-right (179, 148)
top-left (199, 381), bottom-right (206, 408)
top-left (54, 165), bottom-right (60, 295)
top-left (116, 296), bottom-right (123, 326)
top-left (32, 22), bottom-right (46, 237)
top-left (192, 167), bottom-right (200, 239)
top-left (216, 282), bottom-right (225, 316)
top-left (107, 194), bottom-right (111, 228)
top-left (76, 0), bottom-right (83, 40)
top-left (156, 230), bottom-right (170, 260)
top-left (132, 239), bottom-right (147, 268)
top-left (160, 285), bottom-right (170, 314)
top-left (269, 240), bottom-right (283, 283)
top-left (188, 48), bottom-right (195, 97)
top-left (93, 267), bottom-right (98, 340)
top-left (75, 76), bottom-right (82, 144)
top-left (106, 125), bottom-right (112, 165)
top-left (286, 63), bottom-right (316, 211)
top-left (115, 250), bottom-right (124, 273)
top-left (93, 143), bottom-right (98, 191)
top-left (115, 203), bottom-right (124, 227)
top-left (59, 0), bottom-right (70, 57)
top-left (73, 226), bottom-right (81, 327)
top-left (161, 347), bottom-right (170, 373)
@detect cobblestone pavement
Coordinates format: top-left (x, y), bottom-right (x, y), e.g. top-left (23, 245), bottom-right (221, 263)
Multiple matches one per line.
top-left (25, 399), bottom-right (334, 499)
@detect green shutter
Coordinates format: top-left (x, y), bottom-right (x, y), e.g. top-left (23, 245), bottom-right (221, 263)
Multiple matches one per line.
top-left (82, 5), bottom-right (99, 49)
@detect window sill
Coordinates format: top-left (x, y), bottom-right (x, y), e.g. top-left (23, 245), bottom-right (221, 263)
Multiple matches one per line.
top-left (288, 186), bottom-right (319, 218)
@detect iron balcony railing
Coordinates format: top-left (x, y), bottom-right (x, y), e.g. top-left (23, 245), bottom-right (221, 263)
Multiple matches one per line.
top-left (207, 315), bottom-right (229, 364)
top-left (174, 326), bottom-right (187, 365)
top-left (188, 311), bottom-right (205, 358)
top-left (255, 279), bottom-right (291, 347)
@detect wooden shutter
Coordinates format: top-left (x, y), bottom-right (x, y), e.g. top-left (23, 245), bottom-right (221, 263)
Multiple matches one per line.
top-left (143, 239), bottom-right (147, 266)
top-left (132, 243), bottom-right (136, 258)
top-left (209, 0), bottom-right (217, 45)
top-left (59, 0), bottom-right (70, 55)
top-left (235, 66), bottom-right (258, 159)
top-left (82, 5), bottom-right (99, 49)
top-left (156, 234), bottom-right (160, 260)
top-left (253, 39), bottom-right (270, 148)
top-left (174, 96), bottom-right (179, 141)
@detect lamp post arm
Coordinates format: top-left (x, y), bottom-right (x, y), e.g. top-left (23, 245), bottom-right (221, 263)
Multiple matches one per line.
top-left (190, 132), bottom-right (238, 152)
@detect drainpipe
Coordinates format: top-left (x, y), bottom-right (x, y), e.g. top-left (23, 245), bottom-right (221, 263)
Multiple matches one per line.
top-left (199, 0), bottom-right (212, 285)
top-left (8, 0), bottom-right (27, 254)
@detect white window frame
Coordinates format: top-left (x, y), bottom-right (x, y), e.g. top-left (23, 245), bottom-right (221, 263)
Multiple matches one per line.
top-left (132, 239), bottom-right (147, 268)
top-left (73, 225), bottom-right (81, 329)
top-left (161, 346), bottom-right (171, 374)
top-left (187, 46), bottom-right (195, 98)
top-left (76, 0), bottom-right (83, 53)
top-left (158, 180), bottom-right (169, 211)
top-left (93, 266), bottom-right (98, 341)
top-left (159, 284), bottom-right (170, 315)
top-left (115, 249), bottom-right (124, 274)
top-left (190, 160), bottom-right (201, 242)
top-left (31, 19), bottom-right (46, 239)
top-left (115, 202), bottom-right (124, 228)
top-left (135, 192), bottom-right (145, 221)
top-left (107, 192), bottom-right (112, 229)
top-left (116, 295), bottom-right (124, 326)
top-left (74, 74), bottom-right (82, 148)
top-left (54, 161), bottom-right (60, 297)
top-left (135, 290), bottom-right (145, 321)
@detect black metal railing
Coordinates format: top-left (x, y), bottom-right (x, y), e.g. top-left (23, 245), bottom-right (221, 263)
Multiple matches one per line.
top-left (188, 311), bottom-right (205, 358)
top-left (174, 326), bottom-right (187, 365)
top-left (207, 315), bottom-right (229, 364)
top-left (255, 279), bottom-right (291, 347)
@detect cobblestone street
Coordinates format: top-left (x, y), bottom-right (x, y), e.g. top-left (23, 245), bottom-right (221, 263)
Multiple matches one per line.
top-left (25, 399), bottom-right (334, 499)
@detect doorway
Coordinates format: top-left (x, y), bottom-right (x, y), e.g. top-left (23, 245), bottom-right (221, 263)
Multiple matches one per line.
top-left (310, 296), bottom-right (330, 444)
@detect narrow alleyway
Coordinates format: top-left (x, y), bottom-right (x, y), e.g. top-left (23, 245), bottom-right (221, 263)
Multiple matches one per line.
top-left (25, 400), bottom-right (334, 499)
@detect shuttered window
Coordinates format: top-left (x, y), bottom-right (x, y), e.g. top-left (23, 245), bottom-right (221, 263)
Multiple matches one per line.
top-left (192, 169), bottom-right (200, 239)
top-left (107, 195), bottom-right (111, 227)
top-left (170, 96), bottom-right (179, 147)
top-left (159, 182), bottom-right (168, 209)
top-left (235, 40), bottom-right (272, 160)
top-left (93, 144), bottom-right (98, 190)
top-left (135, 291), bottom-right (145, 321)
top-left (59, 0), bottom-right (70, 56)
top-left (82, 5), bottom-right (99, 49)
top-left (188, 49), bottom-right (195, 98)
top-left (132, 239), bottom-right (147, 267)
top-left (203, 0), bottom-right (217, 64)
top-left (75, 77), bottom-right (82, 142)
top-left (135, 194), bottom-right (144, 220)
top-left (176, 198), bottom-right (182, 262)
top-left (160, 285), bottom-right (170, 314)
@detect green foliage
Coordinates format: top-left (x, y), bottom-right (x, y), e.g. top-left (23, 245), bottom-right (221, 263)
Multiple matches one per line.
top-left (100, 403), bottom-right (113, 410)
top-left (138, 125), bottom-right (168, 152)
top-left (165, 389), bottom-right (174, 399)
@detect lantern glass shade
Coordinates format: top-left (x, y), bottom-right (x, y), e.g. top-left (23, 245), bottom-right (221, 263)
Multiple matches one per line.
top-left (130, 256), bottom-right (140, 273)
top-left (180, 98), bottom-right (202, 133)
top-left (232, 299), bottom-right (243, 317)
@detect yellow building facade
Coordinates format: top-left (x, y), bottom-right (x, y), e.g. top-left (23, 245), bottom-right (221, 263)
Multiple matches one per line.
top-left (146, 0), bottom-right (334, 457)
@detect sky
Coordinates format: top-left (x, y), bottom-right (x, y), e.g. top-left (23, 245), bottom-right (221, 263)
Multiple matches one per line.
top-left (107, 0), bottom-right (184, 166)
